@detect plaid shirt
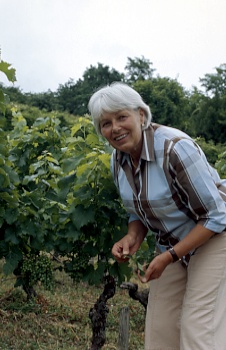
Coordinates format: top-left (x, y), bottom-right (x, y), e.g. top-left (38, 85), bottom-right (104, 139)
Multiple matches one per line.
top-left (111, 124), bottom-right (226, 266)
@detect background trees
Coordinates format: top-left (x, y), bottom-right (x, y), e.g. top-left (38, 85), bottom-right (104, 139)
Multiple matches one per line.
top-left (2, 55), bottom-right (226, 161)
top-left (3, 56), bottom-right (226, 147)
top-left (56, 63), bottom-right (124, 115)
top-left (189, 64), bottom-right (226, 143)
top-left (133, 77), bottom-right (188, 130)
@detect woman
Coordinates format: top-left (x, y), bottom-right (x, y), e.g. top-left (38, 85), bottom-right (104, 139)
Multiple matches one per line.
top-left (88, 82), bottom-right (226, 349)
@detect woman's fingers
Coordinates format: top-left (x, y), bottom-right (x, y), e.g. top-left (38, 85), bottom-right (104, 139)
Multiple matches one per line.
top-left (137, 262), bottom-right (162, 283)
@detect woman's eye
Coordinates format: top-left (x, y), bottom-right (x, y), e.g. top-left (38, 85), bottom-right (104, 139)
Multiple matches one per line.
top-left (101, 121), bottom-right (110, 128)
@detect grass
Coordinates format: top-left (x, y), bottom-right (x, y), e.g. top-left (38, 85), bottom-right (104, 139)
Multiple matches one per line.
top-left (0, 260), bottom-right (147, 350)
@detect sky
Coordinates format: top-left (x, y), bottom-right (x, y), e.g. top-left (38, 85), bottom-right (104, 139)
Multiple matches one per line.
top-left (0, 0), bottom-right (226, 93)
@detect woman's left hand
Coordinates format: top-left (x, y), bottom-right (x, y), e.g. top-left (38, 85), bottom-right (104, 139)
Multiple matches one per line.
top-left (138, 251), bottom-right (172, 283)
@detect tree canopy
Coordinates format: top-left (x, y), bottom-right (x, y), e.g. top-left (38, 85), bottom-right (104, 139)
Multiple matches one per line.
top-left (125, 56), bottom-right (155, 83)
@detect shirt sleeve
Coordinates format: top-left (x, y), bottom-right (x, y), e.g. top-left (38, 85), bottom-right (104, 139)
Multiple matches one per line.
top-left (168, 138), bottom-right (226, 233)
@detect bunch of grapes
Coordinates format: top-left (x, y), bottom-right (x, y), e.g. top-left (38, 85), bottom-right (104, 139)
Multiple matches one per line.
top-left (21, 254), bottom-right (54, 291)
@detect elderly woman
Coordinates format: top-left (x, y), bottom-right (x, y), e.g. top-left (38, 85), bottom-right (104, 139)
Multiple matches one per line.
top-left (88, 82), bottom-right (226, 349)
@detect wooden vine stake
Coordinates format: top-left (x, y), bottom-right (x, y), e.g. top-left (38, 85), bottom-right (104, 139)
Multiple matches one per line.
top-left (118, 306), bottom-right (130, 350)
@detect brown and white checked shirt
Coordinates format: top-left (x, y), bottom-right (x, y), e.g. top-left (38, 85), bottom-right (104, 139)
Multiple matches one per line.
top-left (111, 123), bottom-right (226, 266)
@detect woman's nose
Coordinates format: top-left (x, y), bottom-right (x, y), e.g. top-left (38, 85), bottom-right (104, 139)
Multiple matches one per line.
top-left (112, 122), bottom-right (121, 133)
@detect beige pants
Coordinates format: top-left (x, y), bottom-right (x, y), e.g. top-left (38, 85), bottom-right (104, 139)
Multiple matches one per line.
top-left (145, 232), bottom-right (226, 350)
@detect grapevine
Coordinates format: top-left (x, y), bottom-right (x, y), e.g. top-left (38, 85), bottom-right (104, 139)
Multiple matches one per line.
top-left (21, 253), bottom-right (54, 291)
top-left (63, 240), bottom-right (90, 282)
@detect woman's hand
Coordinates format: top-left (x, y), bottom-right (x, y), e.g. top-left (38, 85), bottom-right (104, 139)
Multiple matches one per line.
top-left (112, 233), bottom-right (143, 262)
top-left (138, 224), bottom-right (216, 283)
top-left (111, 220), bottom-right (148, 262)
top-left (138, 251), bottom-right (173, 283)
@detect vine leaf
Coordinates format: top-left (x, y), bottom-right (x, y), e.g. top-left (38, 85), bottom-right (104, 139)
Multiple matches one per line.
top-left (71, 205), bottom-right (95, 229)
top-left (3, 248), bottom-right (23, 275)
top-left (0, 60), bottom-right (17, 82)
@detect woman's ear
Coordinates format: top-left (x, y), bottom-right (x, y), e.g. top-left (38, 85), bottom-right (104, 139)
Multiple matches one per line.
top-left (139, 108), bottom-right (145, 125)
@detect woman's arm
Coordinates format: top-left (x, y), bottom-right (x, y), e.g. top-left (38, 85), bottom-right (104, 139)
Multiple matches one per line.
top-left (139, 224), bottom-right (216, 283)
top-left (170, 224), bottom-right (215, 259)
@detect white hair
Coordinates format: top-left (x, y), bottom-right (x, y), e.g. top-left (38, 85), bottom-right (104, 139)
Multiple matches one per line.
top-left (88, 82), bottom-right (152, 134)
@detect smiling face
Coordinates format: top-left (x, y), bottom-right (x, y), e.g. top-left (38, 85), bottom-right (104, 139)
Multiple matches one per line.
top-left (100, 109), bottom-right (145, 158)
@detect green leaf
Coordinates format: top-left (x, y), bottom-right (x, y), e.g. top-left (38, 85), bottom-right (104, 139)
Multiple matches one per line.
top-left (0, 60), bottom-right (17, 82)
top-left (86, 133), bottom-right (99, 146)
top-left (24, 189), bottom-right (43, 209)
top-left (70, 205), bottom-right (95, 229)
top-left (109, 261), bottom-right (132, 284)
top-left (0, 191), bottom-right (18, 205)
top-left (64, 226), bottom-right (80, 241)
top-left (87, 261), bottom-right (106, 284)
top-left (0, 168), bottom-right (10, 187)
top-left (5, 227), bottom-right (19, 244)
top-left (62, 155), bottom-right (84, 173)
top-left (23, 174), bottom-right (39, 184)
top-left (46, 156), bottom-right (59, 164)
top-left (3, 248), bottom-right (22, 275)
top-left (3, 165), bottom-right (19, 184)
top-left (58, 173), bottom-right (76, 189)
top-left (71, 124), bottom-right (81, 136)
top-left (5, 208), bottom-right (18, 224)
top-left (98, 153), bottom-right (111, 168)
top-left (57, 173), bottom-right (76, 199)
top-left (0, 207), bottom-right (5, 218)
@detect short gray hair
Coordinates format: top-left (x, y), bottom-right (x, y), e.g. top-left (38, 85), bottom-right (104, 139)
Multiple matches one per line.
top-left (88, 82), bottom-right (152, 134)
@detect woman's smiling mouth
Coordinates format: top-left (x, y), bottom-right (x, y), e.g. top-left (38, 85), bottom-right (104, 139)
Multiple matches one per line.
top-left (114, 133), bottom-right (128, 141)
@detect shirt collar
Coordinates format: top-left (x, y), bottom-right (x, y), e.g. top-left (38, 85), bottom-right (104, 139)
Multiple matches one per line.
top-left (115, 124), bottom-right (155, 166)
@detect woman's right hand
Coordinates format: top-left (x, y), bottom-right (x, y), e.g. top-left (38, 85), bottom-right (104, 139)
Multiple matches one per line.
top-left (111, 220), bottom-right (148, 262)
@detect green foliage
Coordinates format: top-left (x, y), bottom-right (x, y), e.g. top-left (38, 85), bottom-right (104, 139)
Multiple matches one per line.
top-left (0, 58), bottom-right (16, 114)
top-left (2, 56), bottom-right (226, 146)
top-left (134, 77), bottom-right (188, 129)
top-left (0, 107), bottom-right (133, 290)
top-left (186, 65), bottom-right (226, 143)
top-left (56, 63), bottom-right (124, 115)
top-left (0, 60), bottom-right (16, 82)
top-left (53, 116), bottom-right (130, 284)
top-left (18, 253), bottom-right (54, 291)
top-left (200, 63), bottom-right (226, 97)
top-left (131, 231), bottom-right (156, 275)
top-left (215, 150), bottom-right (226, 178)
top-left (195, 137), bottom-right (225, 166)
top-left (125, 56), bottom-right (155, 83)
top-left (62, 240), bottom-right (91, 282)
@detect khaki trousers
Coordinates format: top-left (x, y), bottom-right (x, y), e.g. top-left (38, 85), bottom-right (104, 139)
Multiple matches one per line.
top-left (145, 232), bottom-right (226, 350)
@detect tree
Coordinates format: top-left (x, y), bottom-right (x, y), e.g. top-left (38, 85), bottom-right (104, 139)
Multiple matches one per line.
top-left (24, 90), bottom-right (57, 112)
top-left (125, 56), bottom-right (155, 83)
top-left (56, 63), bottom-right (124, 115)
top-left (133, 77), bottom-right (188, 129)
top-left (200, 64), bottom-right (226, 97)
top-left (0, 85), bottom-right (26, 105)
top-left (188, 64), bottom-right (226, 143)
